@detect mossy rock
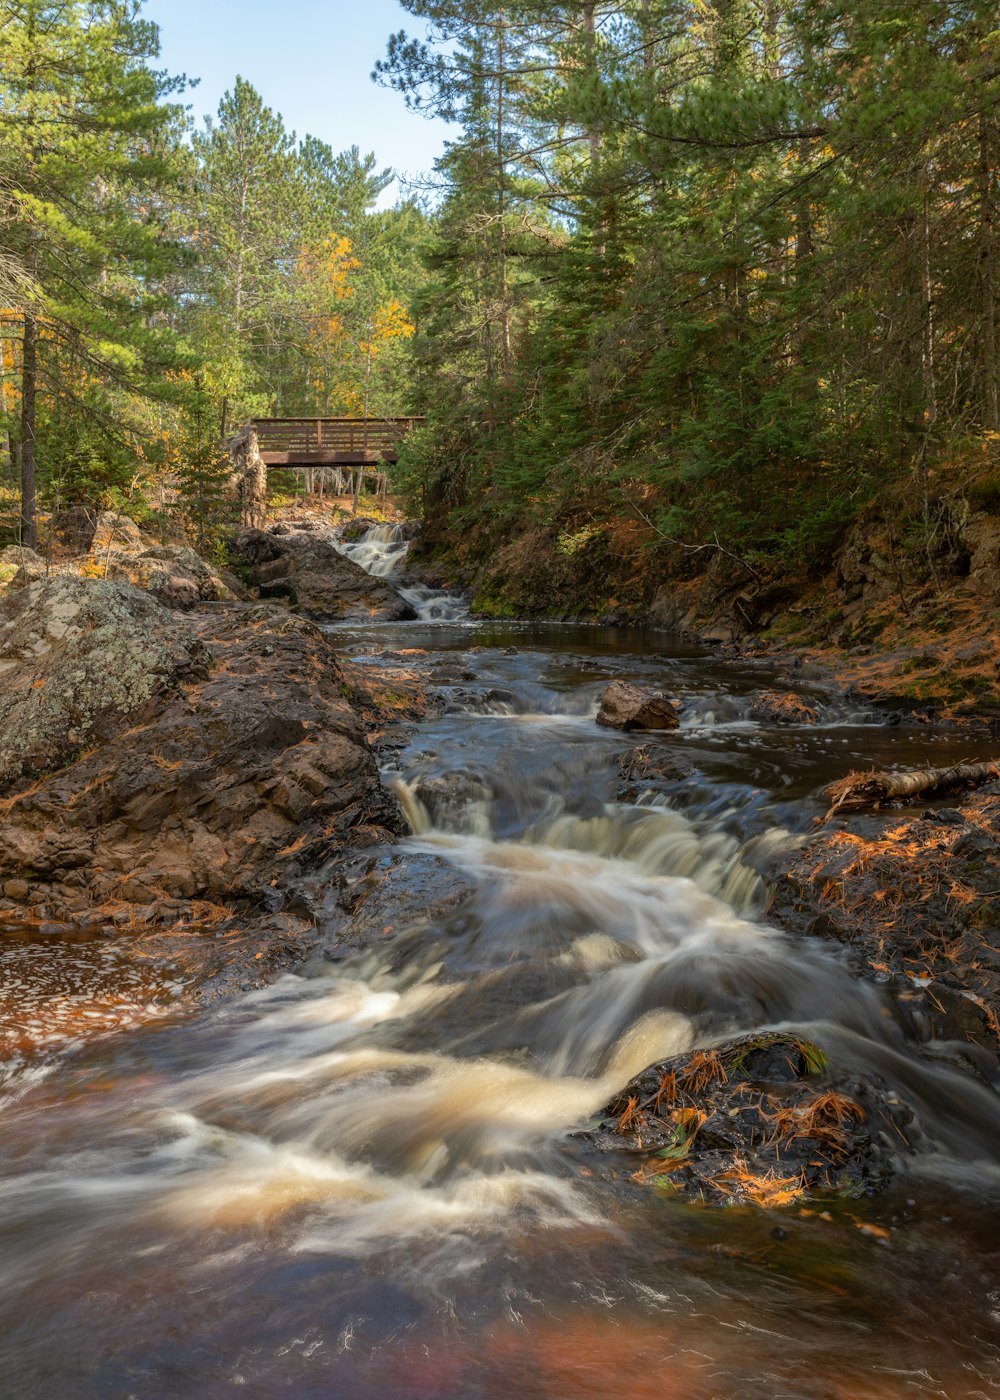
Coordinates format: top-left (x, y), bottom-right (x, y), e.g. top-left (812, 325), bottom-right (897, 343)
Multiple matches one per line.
top-left (0, 577), bottom-right (208, 795)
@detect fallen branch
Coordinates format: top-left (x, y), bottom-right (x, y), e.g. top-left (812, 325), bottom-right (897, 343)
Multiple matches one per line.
top-left (823, 761), bottom-right (1000, 820)
top-left (623, 497), bottom-right (762, 584)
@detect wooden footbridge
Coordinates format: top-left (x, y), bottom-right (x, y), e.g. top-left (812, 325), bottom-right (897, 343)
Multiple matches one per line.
top-left (251, 417), bottom-right (423, 467)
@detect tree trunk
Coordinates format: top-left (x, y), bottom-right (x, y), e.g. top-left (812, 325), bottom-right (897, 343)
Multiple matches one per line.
top-left (980, 112), bottom-right (998, 433)
top-left (496, 11), bottom-right (512, 376)
top-left (824, 761), bottom-right (1000, 819)
top-left (20, 310), bottom-right (38, 549)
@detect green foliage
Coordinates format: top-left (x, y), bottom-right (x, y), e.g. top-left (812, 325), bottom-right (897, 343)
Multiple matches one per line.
top-left (375, 0), bottom-right (1000, 579)
top-left (0, 0), bottom-right (192, 540)
top-left (2, 0), bottom-right (997, 581)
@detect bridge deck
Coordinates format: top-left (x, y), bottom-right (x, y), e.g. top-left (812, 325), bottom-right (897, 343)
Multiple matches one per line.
top-left (252, 417), bottom-right (423, 467)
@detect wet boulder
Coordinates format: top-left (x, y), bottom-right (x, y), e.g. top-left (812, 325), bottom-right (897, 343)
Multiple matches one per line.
top-left (748, 690), bottom-right (817, 725)
top-left (616, 745), bottom-right (695, 799)
top-left (339, 516), bottom-right (383, 542)
top-left (400, 768), bottom-right (496, 834)
top-left (0, 576), bottom-right (208, 795)
top-left (597, 681), bottom-right (679, 732)
top-left (581, 1033), bottom-right (912, 1206)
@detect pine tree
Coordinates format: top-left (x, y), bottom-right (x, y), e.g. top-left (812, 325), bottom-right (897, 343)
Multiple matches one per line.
top-left (188, 77), bottom-right (300, 432)
top-left (0, 0), bottom-right (189, 545)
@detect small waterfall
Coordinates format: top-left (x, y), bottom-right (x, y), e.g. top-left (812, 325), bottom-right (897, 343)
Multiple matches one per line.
top-left (335, 521), bottom-right (469, 621)
top-left (398, 584), bottom-right (469, 622)
top-left (394, 776), bottom-right (770, 916)
top-left (335, 522), bottom-right (411, 578)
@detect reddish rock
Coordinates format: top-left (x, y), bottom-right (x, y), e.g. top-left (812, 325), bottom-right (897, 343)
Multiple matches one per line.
top-left (596, 681), bottom-right (679, 732)
top-left (236, 527), bottom-right (415, 623)
top-left (0, 589), bottom-right (403, 924)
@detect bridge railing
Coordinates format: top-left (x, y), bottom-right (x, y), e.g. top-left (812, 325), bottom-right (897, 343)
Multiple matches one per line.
top-left (251, 417), bottom-right (424, 459)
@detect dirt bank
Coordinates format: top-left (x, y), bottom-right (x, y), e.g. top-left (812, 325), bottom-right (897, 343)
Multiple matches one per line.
top-left (408, 495), bottom-right (1000, 721)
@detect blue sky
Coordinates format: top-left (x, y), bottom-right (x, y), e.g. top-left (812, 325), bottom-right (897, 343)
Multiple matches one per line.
top-left (143, 0), bottom-right (452, 203)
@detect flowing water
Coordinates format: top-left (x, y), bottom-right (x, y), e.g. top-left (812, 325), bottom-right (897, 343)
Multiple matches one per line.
top-left (3, 525), bottom-right (1000, 1397)
top-left (337, 522), bottom-right (469, 621)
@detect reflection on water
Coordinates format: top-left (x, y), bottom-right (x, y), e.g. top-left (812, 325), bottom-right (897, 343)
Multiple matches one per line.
top-left (0, 923), bottom-right (189, 1090)
top-left (2, 525), bottom-right (1000, 1396)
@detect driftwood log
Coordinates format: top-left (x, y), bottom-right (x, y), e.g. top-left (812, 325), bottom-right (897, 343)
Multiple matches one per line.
top-left (824, 761), bottom-right (1000, 820)
top-left (229, 427), bottom-right (268, 530)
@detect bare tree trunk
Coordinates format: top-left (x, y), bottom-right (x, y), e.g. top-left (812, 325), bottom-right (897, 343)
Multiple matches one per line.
top-left (20, 310), bottom-right (38, 549)
top-left (824, 761), bottom-right (1000, 819)
top-left (981, 112), bottom-right (998, 433)
top-left (919, 194), bottom-right (937, 431)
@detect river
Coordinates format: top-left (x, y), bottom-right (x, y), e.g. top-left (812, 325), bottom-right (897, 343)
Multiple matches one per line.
top-left (2, 523), bottom-right (1000, 1397)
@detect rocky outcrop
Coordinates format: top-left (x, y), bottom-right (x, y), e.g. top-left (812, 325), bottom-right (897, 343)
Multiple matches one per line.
top-left (0, 545), bottom-right (43, 585)
top-left (596, 680), bottom-right (679, 732)
top-left (0, 577), bottom-right (208, 793)
top-left (49, 505), bottom-right (99, 554)
top-left (229, 427), bottom-right (268, 530)
top-left (90, 511), bottom-right (151, 555)
top-left (109, 546), bottom-right (248, 610)
top-left (236, 525), bottom-right (416, 622)
top-left (47, 508), bottom-right (153, 558)
top-left (965, 511), bottom-right (1000, 602)
top-left (770, 785), bottom-right (1000, 1063)
top-left (0, 583), bottom-right (403, 924)
top-left (4, 537), bottom-right (245, 612)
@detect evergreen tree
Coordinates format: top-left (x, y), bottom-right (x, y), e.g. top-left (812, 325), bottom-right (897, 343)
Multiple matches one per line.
top-left (0, 0), bottom-right (189, 545)
top-left (188, 77), bottom-right (300, 432)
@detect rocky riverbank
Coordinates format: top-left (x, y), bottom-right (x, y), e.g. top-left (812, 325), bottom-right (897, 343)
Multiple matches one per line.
top-left (5, 505), bottom-right (1000, 1215)
top-left (408, 496), bottom-right (1000, 722)
top-left (0, 512), bottom-right (419, 996)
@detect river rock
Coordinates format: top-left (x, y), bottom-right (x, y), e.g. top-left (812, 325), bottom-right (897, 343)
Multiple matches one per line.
top-left (748, 690), bottom-right (817, 725)
top-left (0, 576), bottom-right (208, 795)
top-left (596, 681), bottom-right (679, 732)
top-left (582, 1033), bottom-right (912, 1205)
top-left (0, 599), bottom-right (403, 921)
top-left (235, 527), bottom-right (416, 623)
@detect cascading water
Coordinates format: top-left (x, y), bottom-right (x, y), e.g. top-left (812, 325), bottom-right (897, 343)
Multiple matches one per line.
top-left (335, 521), bottom-right (412, 578)
top-left (4, 590), bottom-right (1000, 1393)
top-left (335, 520), bottom-right (469, 621)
